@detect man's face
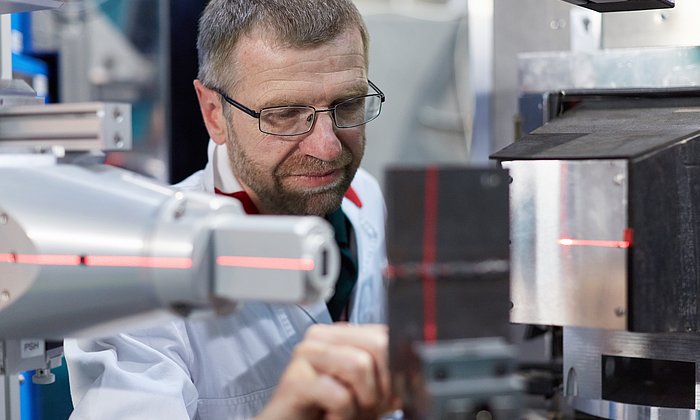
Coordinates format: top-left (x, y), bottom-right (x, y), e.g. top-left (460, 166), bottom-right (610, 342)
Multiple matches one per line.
top-left (223, 27), bottom-right (368, 216)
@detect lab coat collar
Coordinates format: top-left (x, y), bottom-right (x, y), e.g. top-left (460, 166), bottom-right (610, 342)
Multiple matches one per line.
top-left (207, 140), bottom-right (244, 195)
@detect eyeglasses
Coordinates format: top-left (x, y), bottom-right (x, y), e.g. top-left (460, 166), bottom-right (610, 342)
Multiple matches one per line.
top-left (212, 80), bottom-right (385, 137)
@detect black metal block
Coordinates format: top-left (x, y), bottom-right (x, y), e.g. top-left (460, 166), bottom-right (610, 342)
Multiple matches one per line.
top-left (386, 166), bottom-right (511, 354)
top-left (561, 0), bottom-right (674, 12)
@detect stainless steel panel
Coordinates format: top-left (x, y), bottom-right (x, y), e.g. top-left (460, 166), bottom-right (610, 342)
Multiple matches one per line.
top-left (519, 47), bottom-right (700, 94)
top-left (602, 0), bottom-right (700, 49)
top-left (506, 159), bottom-right (628, 329)
top-left (564, 327), bottom-right (700, 415)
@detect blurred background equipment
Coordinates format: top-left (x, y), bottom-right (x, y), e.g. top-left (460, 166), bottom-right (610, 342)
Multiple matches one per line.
top-left (353, 0), bottom-right (474, 187)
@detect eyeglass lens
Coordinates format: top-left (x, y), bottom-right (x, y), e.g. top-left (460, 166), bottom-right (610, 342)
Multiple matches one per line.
top-left (259, 95), bottom-right (382, 136)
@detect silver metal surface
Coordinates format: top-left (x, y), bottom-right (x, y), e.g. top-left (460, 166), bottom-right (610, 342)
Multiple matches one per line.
top-left (603, 1), bottom-right (698, 49)
top-left (571, 397), bottom-right (699, 420)
top-left (0, 163), bottom-right (337, 338)
top-left (506, 159), bottom-right (628, 329)
top-left (564, 327), bottom-right (700, 415)
top-left (0, 209), bottom-right (36, 314)
top-left (570, 7), bottom-right (601, 52)
top-left (0, 80), bottom-right (44, 107)
top-left (0, 0), bottom-right (62, 14)
top-left (519, 47), bottom-right (700, 94)
top-left (0, 374), bottom-right (20, 420)
top-left (213, 216), bottom-right (338, 304)
top-left (0, 14), bottom-right (9, 80)
top-left (0, 102), bottom-right (131, 152)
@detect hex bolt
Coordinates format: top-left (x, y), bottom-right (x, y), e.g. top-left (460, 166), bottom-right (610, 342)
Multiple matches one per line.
top-left (613, 174), bottom-right (625, 185)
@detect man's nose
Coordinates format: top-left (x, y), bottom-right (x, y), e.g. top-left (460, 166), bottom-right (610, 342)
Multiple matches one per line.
top-left (298, 112), bottom-right (342, 162)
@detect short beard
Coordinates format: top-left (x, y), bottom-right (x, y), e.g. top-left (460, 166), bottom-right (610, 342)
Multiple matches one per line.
top-left (225, 125), bottom-right (364, 216)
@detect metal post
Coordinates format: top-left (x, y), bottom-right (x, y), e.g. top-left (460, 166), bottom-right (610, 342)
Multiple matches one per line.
top-left (0, 14), bottom-right (12, 80)
top-left (0, 341), bottom-right (21, 420)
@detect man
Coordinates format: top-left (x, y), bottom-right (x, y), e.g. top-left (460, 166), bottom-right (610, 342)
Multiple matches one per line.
top-left (65, 0), bottom-right (393, 419)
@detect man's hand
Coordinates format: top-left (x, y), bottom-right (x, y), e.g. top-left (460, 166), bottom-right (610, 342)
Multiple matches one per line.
top-left (256, 324), bottom-right (395, 420)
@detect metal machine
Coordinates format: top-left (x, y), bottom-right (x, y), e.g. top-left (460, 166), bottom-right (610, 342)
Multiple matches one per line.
top-left (386, 1), bottom-right (691, 419)
top-left (494, 88), bottom-right (700, 418)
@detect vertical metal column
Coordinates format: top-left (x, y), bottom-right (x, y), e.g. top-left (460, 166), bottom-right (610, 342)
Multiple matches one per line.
top-left (0, 14), bottom-right (12, 80)
top-left (0, 341), bottom-right (21, 420)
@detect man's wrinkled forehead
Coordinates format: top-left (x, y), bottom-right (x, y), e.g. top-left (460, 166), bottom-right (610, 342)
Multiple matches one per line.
top-left (228, 26), bottom-right (367, 90)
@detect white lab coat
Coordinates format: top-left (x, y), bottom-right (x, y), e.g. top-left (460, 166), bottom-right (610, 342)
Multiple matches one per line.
top-left (64, 141), bottom-right (387, 420)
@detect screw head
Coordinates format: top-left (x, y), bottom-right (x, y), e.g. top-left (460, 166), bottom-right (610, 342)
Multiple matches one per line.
top-left (113, 133), bottom-right (124, 149)
top-left (614, 307), bottom-right (626, 317)
top-left (113, 107), bottom-right (124, 123)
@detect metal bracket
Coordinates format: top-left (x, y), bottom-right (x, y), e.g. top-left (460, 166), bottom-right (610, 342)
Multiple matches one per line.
top-left (0, 102), bottom-right (132, 152)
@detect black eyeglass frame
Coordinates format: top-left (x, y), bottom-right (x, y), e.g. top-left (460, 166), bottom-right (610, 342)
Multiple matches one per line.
top-left (212, 80), bottom-right (386, 136)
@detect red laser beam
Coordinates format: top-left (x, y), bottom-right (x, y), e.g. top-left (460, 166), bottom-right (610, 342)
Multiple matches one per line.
top-left (217, 256), bottom-right (315, 271)
top-left (559, 238), bottom-right (631, 249)
top-left (84, 256), bottom-right (192, 269)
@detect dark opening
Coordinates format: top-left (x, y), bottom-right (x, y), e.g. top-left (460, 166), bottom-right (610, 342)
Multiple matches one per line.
top-left (602, 355), bottom-right (695, 409)
top-left (321, 249), bottom-right (328, 276)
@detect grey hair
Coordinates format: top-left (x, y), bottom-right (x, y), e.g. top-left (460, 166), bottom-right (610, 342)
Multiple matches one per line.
top-left (197, 0), bottom-right (369, 92)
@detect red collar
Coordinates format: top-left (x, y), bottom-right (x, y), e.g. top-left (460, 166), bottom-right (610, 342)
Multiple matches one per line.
top-left (214, 186), bottom-right (362, 215)
top-left (344, 186), bottom-right (363, 208)
top-left (214, 188), bottom-right (260, 215)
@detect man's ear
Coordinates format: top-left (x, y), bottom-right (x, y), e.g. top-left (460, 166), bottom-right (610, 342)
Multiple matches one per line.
top-left (194, 80), bottom-right (228, 145)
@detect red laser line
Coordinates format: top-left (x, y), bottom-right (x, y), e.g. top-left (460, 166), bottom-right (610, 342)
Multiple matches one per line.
top-left (84, 256), bottom-right (192, 269)
top-left (15, 254), bottom-right (81, 266)
top-left (217, 256), bottom-right (315, 271)
top-left (1, 254), bottom-right (191, 269)
top-left (422, 167), bottom-right (439, 343)
top-left (559, 238), bottom-right (631, 249)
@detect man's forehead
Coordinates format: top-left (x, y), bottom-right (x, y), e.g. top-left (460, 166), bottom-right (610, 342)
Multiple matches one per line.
top-left (231, 27), bottom-right (367, 89)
